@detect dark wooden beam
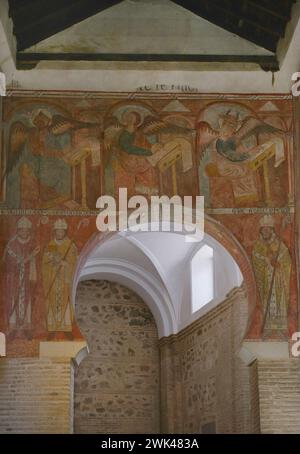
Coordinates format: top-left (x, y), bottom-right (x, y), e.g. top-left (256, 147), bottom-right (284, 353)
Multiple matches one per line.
top-left (9, 0), bottom-right (124, 51)
top-left (170, 0), bottom-right (281, 52)
top-left (213, 0), bottom-right (287, 37)
top-left (212, 0), bottom-right (283, 38)
top-left (246, 0), bottom-right (293, 21)
top-left (10, 1), bottom-right (81, 29)
top-left (249, 0), bottom-right (296, 20)
top-left (8, 0), bottom-right (28, 9)
top-left (17, 52), bottom-right (279, 71)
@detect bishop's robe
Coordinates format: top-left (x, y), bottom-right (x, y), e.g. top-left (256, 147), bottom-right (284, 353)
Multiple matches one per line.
top-left (252, 232), bottom-right (291, 331)
top-left (42, 237), bottom-right (77, 332)
top-left (2, 235), bottom-right (45, 335)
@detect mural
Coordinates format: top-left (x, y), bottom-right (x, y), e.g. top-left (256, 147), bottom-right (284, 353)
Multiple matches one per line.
top-left (0, 214), bottom-right (94, 356)
top-left (3, 102), bottom-right (102, 210)
top-left (103, 102), bottom-right (196, 198)
top-left (2, 216), bottom-right (45, 340)
top-left (42, 218), bottom-right (78, 339)
top-left (212, 212), bottom-right (297, 338)
top-left (252, 214), bottom-right (291, 334)
top-left (0, 93), bottom-right (297, 357)
top-left (197, 101), bottom-right (292, 208)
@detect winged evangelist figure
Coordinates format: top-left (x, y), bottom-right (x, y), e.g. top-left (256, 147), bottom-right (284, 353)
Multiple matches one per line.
top-left (104, 107), bottom-right (193, 196)
top-left (6, 108), bottom-right (99, 208)
top-left (197, 110), bottom-right (286, 205)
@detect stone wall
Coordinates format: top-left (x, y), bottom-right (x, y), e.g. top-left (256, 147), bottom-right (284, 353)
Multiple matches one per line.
top-left (74, 280), bottom-right (160, 434)
top-left (248, 361), bottom-right (261, 434)
top-left (159, 285), bottom-right (256, 434)
top-left (257, 359), bottom-right (300, 434)
top-left (74, 282), bottom-right (258, 434)
top-left (0, 357), bottom-right (73, 434)
top-left (2, 281), bottom-right (300, 434)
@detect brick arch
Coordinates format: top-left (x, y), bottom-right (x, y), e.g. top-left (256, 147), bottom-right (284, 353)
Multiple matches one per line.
top-left (73, 214), bottom-right (256, 339)
top-left (204, 214), bottom-right (257, 338)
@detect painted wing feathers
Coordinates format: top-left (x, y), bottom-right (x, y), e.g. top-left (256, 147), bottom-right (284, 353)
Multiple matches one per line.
top-left (7, 121), bottom-right (28, 173)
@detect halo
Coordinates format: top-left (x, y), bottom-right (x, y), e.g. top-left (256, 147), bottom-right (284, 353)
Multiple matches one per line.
top-left (121, 110), bottom-right (143, 128)
top-left (112, 104), bottom-right (153, 128)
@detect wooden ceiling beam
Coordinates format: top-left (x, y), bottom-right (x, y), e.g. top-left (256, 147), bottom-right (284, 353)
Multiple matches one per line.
top-left (171, 0), bottom-right (278, 52)
top-left (9, 0), bottom-right (296, 63)
top-left (10, 0), bottom-right (123, 51)
top-left (17, 51), bottom-right (279, 72)
top-left (246, 0), bottom-right (292, 21)
top-left (8, 0), bottom-right (29, 10)
top-left (10, 1), bottom-right (80, 29)
top-left (212, 0), bottom-right (286, 37)
top-left (250, 0), bottom-right (296, 20)
top-left (209, 0), bottom-right (283, 37)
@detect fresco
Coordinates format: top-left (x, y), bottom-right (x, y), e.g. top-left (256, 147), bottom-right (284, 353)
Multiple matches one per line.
top-left (197, 101), bottom-right (293, 208)
top-left (212, 212), bottom-right (297, 339)
top-left (0, 214), bottom-right (95, 356)
top-left (0, 93), bottom-right (297, 356)
top-left (3, 101), bottom-right (102, 210)
top-left (104, 102), bottom-right (196, 198)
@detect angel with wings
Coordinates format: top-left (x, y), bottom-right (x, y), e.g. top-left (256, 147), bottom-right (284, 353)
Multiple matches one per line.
top-left (104, 107), bottom-right (193, 197)
top-left (197, 109), bottom-right (286, 206)
top-left (6, 108), bottom-right (99, 208)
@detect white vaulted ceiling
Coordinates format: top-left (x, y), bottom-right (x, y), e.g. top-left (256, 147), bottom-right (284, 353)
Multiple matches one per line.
top-left (76, 229), bottom-right (243, 338)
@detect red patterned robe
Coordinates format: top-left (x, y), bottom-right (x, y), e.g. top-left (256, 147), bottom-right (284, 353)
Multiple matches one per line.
top-left (3, 235), bottom-right (45, 336)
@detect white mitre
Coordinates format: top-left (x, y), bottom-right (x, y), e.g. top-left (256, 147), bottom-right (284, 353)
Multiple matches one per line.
top-left (260, 215), bottom-right (274, 228)
top-left (17, 217), bottom-right (32, 229)
top-left (54, 218), bottom-right (68, 230)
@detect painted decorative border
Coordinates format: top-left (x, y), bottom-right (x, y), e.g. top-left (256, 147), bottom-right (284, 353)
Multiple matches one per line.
top-left (5, 89), bottom-right (293, 100)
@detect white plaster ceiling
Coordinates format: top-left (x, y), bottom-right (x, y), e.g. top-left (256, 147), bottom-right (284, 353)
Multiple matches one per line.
top-left (77, 229), bottom-right (243, 337)
top-left (24, 0), bottom-right (272, 56)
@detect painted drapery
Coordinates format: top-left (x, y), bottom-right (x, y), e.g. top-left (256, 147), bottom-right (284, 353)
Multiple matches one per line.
top-left (0, 93), bottom-right (297, 356)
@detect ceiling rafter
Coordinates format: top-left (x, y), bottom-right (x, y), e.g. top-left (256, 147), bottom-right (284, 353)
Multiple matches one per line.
top-left (170, 0), bottom-right (296, 53)
top-left (208, 0), bottom-right (282, 38)
top-left (9, 0), bottom-right (124, 51)
top-left (7, 0), bottom-right (296, 72)
top-left (246, 0), bottom-right (291, 21)
top-left (11, 0), bottom-right (86, 30)
top-left (16, 51), bottom-right (279, 71)
top-left (252, 0), bottom-right (295, 19)
top-left (214, 0), bottom-right (287, 37)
